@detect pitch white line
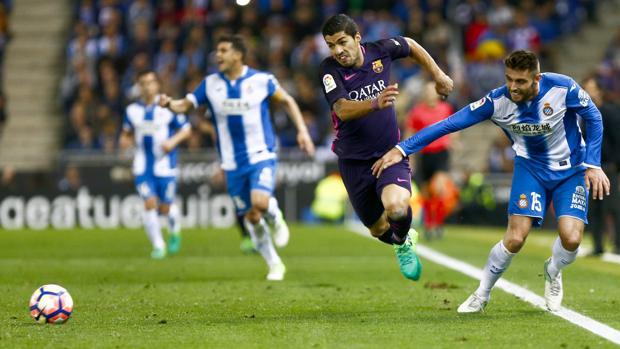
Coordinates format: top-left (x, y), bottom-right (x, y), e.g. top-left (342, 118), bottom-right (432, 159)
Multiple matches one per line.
top-left (347, 224), bottom-right (620, 346)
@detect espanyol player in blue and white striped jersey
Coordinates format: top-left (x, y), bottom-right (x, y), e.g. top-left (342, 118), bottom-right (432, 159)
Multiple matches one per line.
top-left (372, 50), bottom-right (611, 313)
top-left (160, 35), bottom-right (315, 281)
top-left (120, 71), bottom-right (191, 259)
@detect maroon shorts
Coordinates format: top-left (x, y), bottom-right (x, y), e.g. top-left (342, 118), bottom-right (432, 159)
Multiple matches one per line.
top-left (338, 157), bottom-right (411, 227)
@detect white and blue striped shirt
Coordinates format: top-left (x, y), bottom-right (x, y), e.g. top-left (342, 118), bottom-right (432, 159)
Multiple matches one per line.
top-left (123, 102), bottom-right (190, 177)
top-left (398, 73), bottom-right (603, 180)
top-left (187, 65), bottom-right (278, 171)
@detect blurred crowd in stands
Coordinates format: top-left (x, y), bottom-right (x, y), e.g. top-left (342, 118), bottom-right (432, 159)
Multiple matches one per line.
top-left (61, 0), bottom-right (610, 166)
top-left (0, 0), bottom-right (11, 139)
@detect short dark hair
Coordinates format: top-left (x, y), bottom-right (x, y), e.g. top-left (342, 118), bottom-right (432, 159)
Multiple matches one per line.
top-left (135, 70), bottom-right (156, 81)
top-left (504, 50), bottom-right (539, 73)
top-left (217, 34), bottom-right (247, 60)
top-left (322, 14), bottom-right (359, 38)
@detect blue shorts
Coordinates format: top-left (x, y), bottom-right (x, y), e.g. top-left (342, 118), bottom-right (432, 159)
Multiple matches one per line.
top-left (339, 158), bottom-right (411, 227)
top-left (508, 160), bottom-right (588, 227)
top-left (225, 159), bottom-right (276, 214)
top-left (135, 174), bottom-right (176, 204)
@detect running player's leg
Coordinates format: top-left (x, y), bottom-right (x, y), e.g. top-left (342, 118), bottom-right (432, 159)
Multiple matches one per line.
top-left (156, 177), bottom-right (181, 255)
top-left (263, 196), bottom-right (289, 248)
top-left (544, 172), bottom-right (588, 310)
top-left (338, 159), bottom-right (394, 243)
top-left (376, 158), bottom-right (423, 281)
top-left (136, 176), bottom-right (166, 259)
top-left (377, 157), bottom-right (413, 244)
top-left (244, 160), bottom-right (285, 280)
top-left (459, 161), bottom-right (544, 312)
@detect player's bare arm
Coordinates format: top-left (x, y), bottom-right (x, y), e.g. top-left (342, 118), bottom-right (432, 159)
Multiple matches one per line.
top-left (271, 88), bottom-right (316, 156)
top-left (161, 127), bottom-right (192, 154)
top-left (404, 37), bottom-right (453, 97)
top-left (159, 94), bottom-right (194, 114)
top-left (333, 83), bottom-right (400, 121)
top-left (118, 130), bottom-right (134, 150)
top-left (585, 167), bottom-right (611, 200)
top-left (371, 147), bottom-right (405, 178)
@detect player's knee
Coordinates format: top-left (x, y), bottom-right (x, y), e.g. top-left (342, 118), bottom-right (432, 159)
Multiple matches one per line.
top-left (504, 232), bottom-right (527, 252)
top-left (561, 233), bottom-right (581, 251)
top-left (383, 198), bottom-right (409, 220)
top-left (144, 198), bottom-right (157, 210)
top-left (245, 209), bottom-right (261, 225)
top-left (159, 204), bottom-right (170, 215)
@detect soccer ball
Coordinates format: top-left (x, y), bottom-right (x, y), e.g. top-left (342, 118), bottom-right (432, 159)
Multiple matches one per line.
top-left (29, 284), bottom-right (73, 324)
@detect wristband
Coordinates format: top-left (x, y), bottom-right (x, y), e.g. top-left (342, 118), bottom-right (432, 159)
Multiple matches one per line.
top-left (371, 98), bottom-right (380, 111)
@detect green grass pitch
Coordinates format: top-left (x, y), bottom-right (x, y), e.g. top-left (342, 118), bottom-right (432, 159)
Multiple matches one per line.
top-left (1, 225), bottom-right (619, 348)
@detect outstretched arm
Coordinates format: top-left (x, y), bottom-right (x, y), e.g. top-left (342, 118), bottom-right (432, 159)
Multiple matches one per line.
top-left (160, 77), bottom-right (209, 114)
top-left (159, 95), bottom-right (195, 114)
top-left (372, 96), bottom-right (493, 177)
top-left (404, 37), bottom-right (453, 97)
top-left (271, 88), bottom-right (315, 156)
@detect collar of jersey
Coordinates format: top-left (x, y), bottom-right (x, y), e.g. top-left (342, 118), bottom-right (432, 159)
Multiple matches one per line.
top-left (218, 65), bottom-right (249, 84)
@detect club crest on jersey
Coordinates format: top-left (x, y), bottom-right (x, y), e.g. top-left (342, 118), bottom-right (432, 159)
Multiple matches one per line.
top-left (518, 194), bottom-right (528, 209)
top-left (323, 74), bottom-right (337, 93)
top-left (543, 103), bottom-right (553, 116)
top-left (372, 60), bottom-right (383, 73)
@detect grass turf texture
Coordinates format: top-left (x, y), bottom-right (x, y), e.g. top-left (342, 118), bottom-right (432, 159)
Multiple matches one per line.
top-left (1, 225), bottom-right (619, 348)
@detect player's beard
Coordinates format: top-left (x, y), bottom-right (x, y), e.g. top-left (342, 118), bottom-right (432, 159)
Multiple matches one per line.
top-left (511, 81), bottom-right (537, 102)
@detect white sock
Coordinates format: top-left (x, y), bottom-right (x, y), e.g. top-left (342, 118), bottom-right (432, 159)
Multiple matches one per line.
top-left (244, 217), bottom-right (282, 267)
top-left (167, 204), bottom-right (181, 235)
top-left (476, 241), bottom-right (515, 299)
top-left (143, 209), bottom-right (165, 250)
top-left (264, 197), bottom-right (280, 224)
top-left (547, 237), bottom-right (578, 279)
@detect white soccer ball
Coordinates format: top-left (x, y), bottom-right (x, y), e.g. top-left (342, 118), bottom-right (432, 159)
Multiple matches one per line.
top-left (29, 284), bottom-right (74, 324)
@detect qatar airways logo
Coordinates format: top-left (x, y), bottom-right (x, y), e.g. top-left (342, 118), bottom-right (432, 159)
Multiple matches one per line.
top-left (348, 80), bottom-right (386, 101)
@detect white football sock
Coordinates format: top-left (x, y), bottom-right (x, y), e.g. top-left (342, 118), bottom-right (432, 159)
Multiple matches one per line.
top-left (547, 237), bottom-right (578, 279)
top-left (263, 197), bottom-right (280, 225)
top-left (167, 204), bottom-right (181, 235)
top-left (476, 241), bottom-right (515, 299)
top-left (143, 209), bottom-right (165, 250)
top-left (244, 217), bottom-right (282, 267)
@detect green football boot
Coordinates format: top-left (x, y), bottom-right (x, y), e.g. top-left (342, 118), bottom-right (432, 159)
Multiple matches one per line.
top-left (167, 233), bottom-right (182, 255)
top-left (393, 229), bottom-right (422, 281)
top-left (239, 236), bottom-right (256, 254)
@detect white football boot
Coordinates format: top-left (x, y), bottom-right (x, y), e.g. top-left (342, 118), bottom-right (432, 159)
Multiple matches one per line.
top-left (266, 262), bottom-right (286, 281)
top-left (457, 293), bottom-right (488, 313)
top-left (544, 258), bottom-right (563, 311)
top-left (270, 208), bottom-right (290, 248)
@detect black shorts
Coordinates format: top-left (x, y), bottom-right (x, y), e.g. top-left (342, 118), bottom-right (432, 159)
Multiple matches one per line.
top-left (338, 158), bottom-right (411, 227)
top-left (417, 150), bottom-right (449, 183)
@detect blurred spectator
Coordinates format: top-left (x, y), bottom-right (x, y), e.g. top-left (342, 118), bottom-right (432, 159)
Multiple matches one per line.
top-left (583, 77), bottom-right (620, 255)
top-left (57, 164), bottom-right (82, 193)
top-left (60, 0), bottom-right (594, 153)
top-left (1, 164), bottom-right (17, 194)
top-left (487, 130), bottom-right (514, 173)
top-left (405, 81), bottom-right (456, 239)
top-left (0, 90), bottom-right (6, 139)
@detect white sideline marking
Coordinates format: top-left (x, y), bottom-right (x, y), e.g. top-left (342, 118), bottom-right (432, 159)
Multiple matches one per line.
top-left (347, 224), bottom-right (620, 346)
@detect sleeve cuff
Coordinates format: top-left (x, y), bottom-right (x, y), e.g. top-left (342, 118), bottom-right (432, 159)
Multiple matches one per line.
top-left (583, 163), bottom-right (601, 169)
top-left (395, 145), bottom-right (407, 157)
top-left (186, 93), bottom-right (198, 108)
